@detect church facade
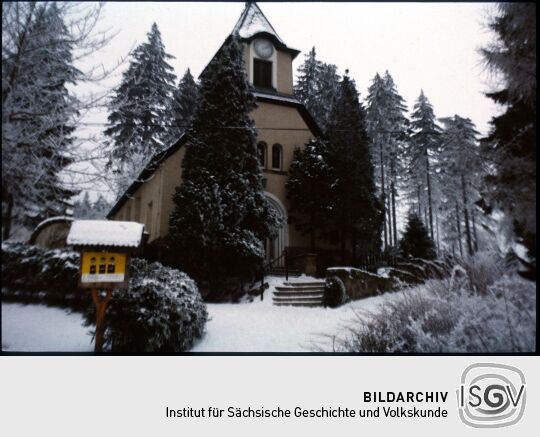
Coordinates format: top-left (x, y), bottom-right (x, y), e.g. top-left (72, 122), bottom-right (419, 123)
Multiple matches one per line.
top-left (107, 3), bottom-right (336, 270)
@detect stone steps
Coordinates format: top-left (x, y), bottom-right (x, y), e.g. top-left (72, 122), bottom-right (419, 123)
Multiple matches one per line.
top-left (273, 300), bottom-right (322, 307)
top-left (282, 281), bottom-right (325, 287)
top-left (272, 279), bottom-right (325, 307)
top-left (273, 290), bottom-right (324, 298)
top-left (276, 285), bottom-right (324, 292)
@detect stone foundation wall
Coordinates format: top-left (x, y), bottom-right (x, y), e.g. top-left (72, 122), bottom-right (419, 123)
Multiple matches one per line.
top-left (326, 267), bottom-right (396, 300)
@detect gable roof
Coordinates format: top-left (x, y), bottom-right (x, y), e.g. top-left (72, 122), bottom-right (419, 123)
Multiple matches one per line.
top-left (200, 3), bottom-right (300, 80)
top-left (233, 2), bottom-right (284, 43)
top-left (106, 134), bottom-right (187, 219)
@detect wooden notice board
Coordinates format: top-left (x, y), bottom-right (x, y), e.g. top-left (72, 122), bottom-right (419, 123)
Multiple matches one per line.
top-left (79, 251), bottom-right (130, 289)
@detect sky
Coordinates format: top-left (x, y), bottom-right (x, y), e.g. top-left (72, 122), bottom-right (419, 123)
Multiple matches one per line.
top-left (83, 1), bottom-right (501, 133)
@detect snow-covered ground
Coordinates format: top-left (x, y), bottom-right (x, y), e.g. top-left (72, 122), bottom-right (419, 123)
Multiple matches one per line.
top-left (1, 303), bottom-right (93, 352)
top-left (2, 276), bottom-right (404, 353)
top-left (191, 276), bottom-right (403, 352)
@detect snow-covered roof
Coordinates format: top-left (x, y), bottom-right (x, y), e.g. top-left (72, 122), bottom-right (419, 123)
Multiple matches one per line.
top-left (34, 215), bottom-right (73, 230)
top-left (232, 2), bottom-right (283, 43)
top-left (29, 216), bottom-right (74, 244)
top-left (67, 220), bottom-right (144, 248)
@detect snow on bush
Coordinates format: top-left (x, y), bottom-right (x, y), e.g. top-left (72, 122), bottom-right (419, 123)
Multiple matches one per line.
top-left (93, 258), bottom-right (208, 352)
top-left (333, 251), bottom-right (536, 353)
top-left (323, 276), bottom-right (348, 308)
top-left (3, 243), bottom-right (208, 352)
top-left (2, 242), bottom-right (82, 306)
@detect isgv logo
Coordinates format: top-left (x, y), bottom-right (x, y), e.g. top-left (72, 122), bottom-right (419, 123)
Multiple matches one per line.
top-left (457, 363), bottom-right (526, 428)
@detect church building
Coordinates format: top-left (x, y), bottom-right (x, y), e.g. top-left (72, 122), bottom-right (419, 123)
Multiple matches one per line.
top-left (107, 2), bottom-right (334, 271)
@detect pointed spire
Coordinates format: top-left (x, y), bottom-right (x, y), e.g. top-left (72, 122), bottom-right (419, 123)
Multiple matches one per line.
top-left (232, 2), bottom-right (283, 43)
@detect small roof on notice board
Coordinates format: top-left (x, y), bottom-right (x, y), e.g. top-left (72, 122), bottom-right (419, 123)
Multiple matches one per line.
top-left (67, 220), bottom-right (144, 248)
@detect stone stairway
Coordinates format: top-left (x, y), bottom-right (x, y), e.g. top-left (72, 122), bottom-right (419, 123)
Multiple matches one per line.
top-left (272, 279), bottom-right (325, 307)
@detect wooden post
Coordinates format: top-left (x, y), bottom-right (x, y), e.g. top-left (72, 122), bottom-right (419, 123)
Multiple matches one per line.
top-left (260, 261), bottom-right (265, 301)
top-left (91, 288), bottom-right (112, 353)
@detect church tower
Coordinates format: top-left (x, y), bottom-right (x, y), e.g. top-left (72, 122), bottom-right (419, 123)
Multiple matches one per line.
top-left (232, 2), bottom-right (299, 95)
top-left (108, 2), bottom-right (324, 267)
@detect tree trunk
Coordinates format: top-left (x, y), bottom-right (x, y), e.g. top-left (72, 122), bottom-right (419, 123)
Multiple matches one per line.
top-left (389, 158), bottom-right (398, 247)
top-left (425, 149), bottom-right (434, 241)
top-left (455, 201), bottom-right (463, 257)
top-left (379, 147), bottom-right (387, 250)
top-left (386, 186), bottom-right (392, 248)
top-left (417, 184), bottom-right (422, 217)
top-left (2, 190), bottom-right (14, 240)
top-left (435, 211), bottom-right (440, 254)
top-left (461, 175), bottom-right (473, 256)
top-left (391, 179), bottom-right (397, 247)
top-left (471, 207), bottom-right (479, 252)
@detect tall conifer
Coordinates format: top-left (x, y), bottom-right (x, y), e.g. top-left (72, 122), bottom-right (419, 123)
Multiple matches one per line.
top-left (170, 68), bottom-right (199, 141)
top-left (326, 71), bottom-right (383, 263)
top-left (168, 36), bottom-right (279, 293)
top-left (105, 23), bottom-right (176, 195)
top-left (407, 90), bottom-right (440, 241)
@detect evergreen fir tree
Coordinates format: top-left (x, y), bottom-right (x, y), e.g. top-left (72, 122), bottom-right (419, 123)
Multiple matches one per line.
top-left (2, 3), bottom-right (79, 232)
top-left (316, 62), bottom-right (341, 131)
top-left (294, 47), bottom-right (340, 132)
top-left (481, 3), bottom-right (536, 263)
top-left (399, 212), bottom-right (436, 260)
top-left (74, 192), bottom-right (111, 219)
top-left (406, 90), bottom-right (441, 241)
top-left (366, 71), bottom-right (409, 248)
top-left (73, 192), bottom-right (93, 218)
top-left (294, 47), bottom-right (320, 115)
top-left (438, 115), bottom-right (481, 256)
top-left (326, 71), bottom-right (383, 263)
top-left (170, 68), bottom-right (199, 141)
top-left (365, 73), bottom-right (389, 248)
top-left (286, 138), bottom-right (334, 249)
top-left (105, 23), bottom-right (177, 195)
top-left (167, 36), bottom-right (279, 293)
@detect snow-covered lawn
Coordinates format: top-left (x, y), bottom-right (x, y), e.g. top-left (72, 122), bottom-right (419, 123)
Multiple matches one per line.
top-left (1, 303), bottom-right (93, 352)
top-left (192, 276), bottom-right (403, 352)
top-left (2, 277), bottom-right (405, 353)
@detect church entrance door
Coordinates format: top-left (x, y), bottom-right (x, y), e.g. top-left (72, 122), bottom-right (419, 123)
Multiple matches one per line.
top-left (264, 192), bottom-right (288, 267)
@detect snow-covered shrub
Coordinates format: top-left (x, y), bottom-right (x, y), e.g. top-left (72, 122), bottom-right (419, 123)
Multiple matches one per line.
top-left (2, 242), bottom-right (82, 307)
top-left (334, 252), bottom-right (536, 353)
top-left (96, 258), bottom-right (207, 352)
top-left (323, 276), bottom-right (348, 308)
top-left (454, 250), bottom-right (505, 294)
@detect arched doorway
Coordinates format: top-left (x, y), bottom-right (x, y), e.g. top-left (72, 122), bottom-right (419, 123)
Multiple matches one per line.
top-left (264, 192), bottom-right (288, 266)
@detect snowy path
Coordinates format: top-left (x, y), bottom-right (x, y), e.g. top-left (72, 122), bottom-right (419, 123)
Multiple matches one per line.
top-left (1, 303), bottom-right (93, 352)
top-left (191, 276), bottom-right (403, 352)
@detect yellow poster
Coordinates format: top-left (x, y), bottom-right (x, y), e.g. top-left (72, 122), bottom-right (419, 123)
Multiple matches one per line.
top-left (81, 251), bottom-right (127, 283)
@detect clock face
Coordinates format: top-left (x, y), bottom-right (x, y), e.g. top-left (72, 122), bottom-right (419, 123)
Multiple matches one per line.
top-left (253, 39), bottom-right (274, 59)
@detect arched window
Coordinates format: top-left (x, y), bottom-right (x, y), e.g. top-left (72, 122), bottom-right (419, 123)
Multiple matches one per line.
top-left (272, 144), bottom-right (282, 170)
top-left (257, 142), bottom-right (267, 168)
